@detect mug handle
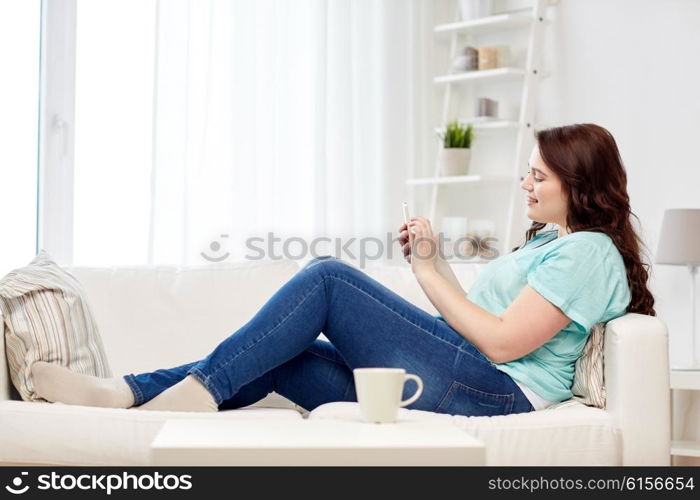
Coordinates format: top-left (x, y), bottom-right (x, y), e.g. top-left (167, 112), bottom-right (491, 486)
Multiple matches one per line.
top-left (399, 374), bottom-right (424, 407)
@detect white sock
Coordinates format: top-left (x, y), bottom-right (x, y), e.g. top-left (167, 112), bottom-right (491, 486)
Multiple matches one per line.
top-left (31, 361), bottom-right (135, 409)
top-left (136, 374), bottom-right (218, 412)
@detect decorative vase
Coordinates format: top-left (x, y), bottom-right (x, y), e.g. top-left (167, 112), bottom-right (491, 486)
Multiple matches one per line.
top-left (451, 46), bottom-right (478, 73)
top-left (476, 97), bottom-right (499, 118)
top-left (466, 219), bottom-right (496, 259)
top-left (441, 216), bottom-right (469, 259)
top-left (438, 148), bottom-right (471, 176)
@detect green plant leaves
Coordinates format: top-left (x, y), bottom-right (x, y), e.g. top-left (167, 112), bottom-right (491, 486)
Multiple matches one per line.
top-left (437, 120), bottom-right (474, 148)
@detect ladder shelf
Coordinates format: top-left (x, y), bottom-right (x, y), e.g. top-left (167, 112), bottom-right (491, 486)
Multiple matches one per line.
top-left (409, 0), bottom-right (554, 257)
top-left (434, 12), bottom-right (535, 36)
top-left (434, 67), bottom-right (526, 85)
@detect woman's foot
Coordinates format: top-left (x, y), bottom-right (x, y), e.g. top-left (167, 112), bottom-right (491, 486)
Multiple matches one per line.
top-left (31, 361), bottom-right (135, 408)
top-left (135, 375), bottom-right (218, 412)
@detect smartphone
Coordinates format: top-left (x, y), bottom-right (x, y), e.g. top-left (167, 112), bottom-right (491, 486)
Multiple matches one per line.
top-left (402, 202), bottom-right (415, 234)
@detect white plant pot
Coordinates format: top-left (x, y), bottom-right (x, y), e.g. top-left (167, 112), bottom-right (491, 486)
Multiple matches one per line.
top-left (438, 148), bottom-right (471, 176)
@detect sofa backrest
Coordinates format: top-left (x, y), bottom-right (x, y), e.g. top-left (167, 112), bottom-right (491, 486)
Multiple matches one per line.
top-left (0, 257), bottom-right (484, 399)
top-left (74, 259), bottom-right (484, 377)
top-left (66, 260), bottom-right (301, 377)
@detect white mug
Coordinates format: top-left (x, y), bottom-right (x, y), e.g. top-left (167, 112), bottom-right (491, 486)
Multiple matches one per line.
top-left (353, 368), bottom-right (424, 424)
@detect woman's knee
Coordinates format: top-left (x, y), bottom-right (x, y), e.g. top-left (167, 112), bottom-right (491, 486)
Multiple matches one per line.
top-left (303, 255), bottom-right (353, 274)
top-left (305, 255), bottom-right (338, 267)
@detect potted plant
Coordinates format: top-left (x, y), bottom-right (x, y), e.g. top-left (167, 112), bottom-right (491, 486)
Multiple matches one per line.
top-left (437, 120), bottom-right (474, 176)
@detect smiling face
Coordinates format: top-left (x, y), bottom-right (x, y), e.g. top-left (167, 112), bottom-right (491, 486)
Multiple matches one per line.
top-left (520, 144), bottom-right (570, 236)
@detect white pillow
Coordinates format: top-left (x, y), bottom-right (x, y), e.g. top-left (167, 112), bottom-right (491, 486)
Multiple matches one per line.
top-left (0, 250), bottom-right (112, 401)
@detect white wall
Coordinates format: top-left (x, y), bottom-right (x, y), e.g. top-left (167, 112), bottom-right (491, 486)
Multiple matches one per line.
top-left (536, 0), bottom-right (700, 371)
top-left (534, 0), bottom-right (700, 465)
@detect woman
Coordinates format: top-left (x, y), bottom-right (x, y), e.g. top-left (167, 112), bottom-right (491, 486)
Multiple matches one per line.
top-left (31, 123), bottom-right (656, 416)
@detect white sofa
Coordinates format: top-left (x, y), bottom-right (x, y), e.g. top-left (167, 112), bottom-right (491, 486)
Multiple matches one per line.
top-left (0, 258), bottom-right (671, 466)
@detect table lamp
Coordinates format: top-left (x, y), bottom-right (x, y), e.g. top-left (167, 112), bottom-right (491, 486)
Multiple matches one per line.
top-left (655, 208), bottom-right (700, 370)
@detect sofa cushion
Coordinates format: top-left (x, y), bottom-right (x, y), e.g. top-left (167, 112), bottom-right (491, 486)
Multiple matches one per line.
top-left (307, 401), bottom-right (621, 465)
top-left (0, 251), bottom-right (112, 402)
top-left (0, 400), bottom-right (303, 466)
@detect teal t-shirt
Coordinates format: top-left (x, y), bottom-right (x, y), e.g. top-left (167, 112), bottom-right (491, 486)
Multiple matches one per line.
top-left (436, 230), bottom-right (631, 402)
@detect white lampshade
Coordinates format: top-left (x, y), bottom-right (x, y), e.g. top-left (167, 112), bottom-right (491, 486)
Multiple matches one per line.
top-left (655, 209), bottom-right (700, 265)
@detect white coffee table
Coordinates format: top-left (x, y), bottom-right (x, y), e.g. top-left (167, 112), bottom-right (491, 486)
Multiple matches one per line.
top-left (150, 419), bottom-right (485, 466)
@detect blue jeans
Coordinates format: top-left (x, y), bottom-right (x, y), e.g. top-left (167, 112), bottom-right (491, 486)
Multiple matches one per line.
top-left (123, 256), bottom-right (534, 417)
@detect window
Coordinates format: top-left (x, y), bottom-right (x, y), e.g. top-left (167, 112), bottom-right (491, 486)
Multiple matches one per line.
top-left (43, 0), bottom-right (416, 267)
top-left (0, 0), bottom-right (41, 274)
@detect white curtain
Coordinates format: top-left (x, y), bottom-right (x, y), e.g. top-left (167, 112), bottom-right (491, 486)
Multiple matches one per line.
top-left (147, 0), bottom-right (423, 267)
top-left (70, 0), bottom-right (427, 267)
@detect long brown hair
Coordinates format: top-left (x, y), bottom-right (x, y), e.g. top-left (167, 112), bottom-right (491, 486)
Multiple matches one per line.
top-left (512, 123), bottom-right (655, 316)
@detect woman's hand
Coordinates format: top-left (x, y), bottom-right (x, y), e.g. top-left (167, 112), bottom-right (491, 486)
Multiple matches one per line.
top-left (399, 219), bottom-right (466, 294)
top-left (397, 223), bottom-right (412, 264)
top-left (407, 216), bottom-right (440, 275)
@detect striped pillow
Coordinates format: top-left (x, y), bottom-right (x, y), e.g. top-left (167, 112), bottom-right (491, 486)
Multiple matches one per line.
top-left (546, 322), bottom-right (607, 410)
top-left (0, 250), bottom-right (112, 401)
top-left (570, 321), bottom-right (607, 407)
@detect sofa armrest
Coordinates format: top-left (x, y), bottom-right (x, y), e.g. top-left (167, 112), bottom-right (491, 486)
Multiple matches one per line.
top-left (604, 313), bottom-right (670, 465)
top-left (0, 311), bottom-right (11, 401)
